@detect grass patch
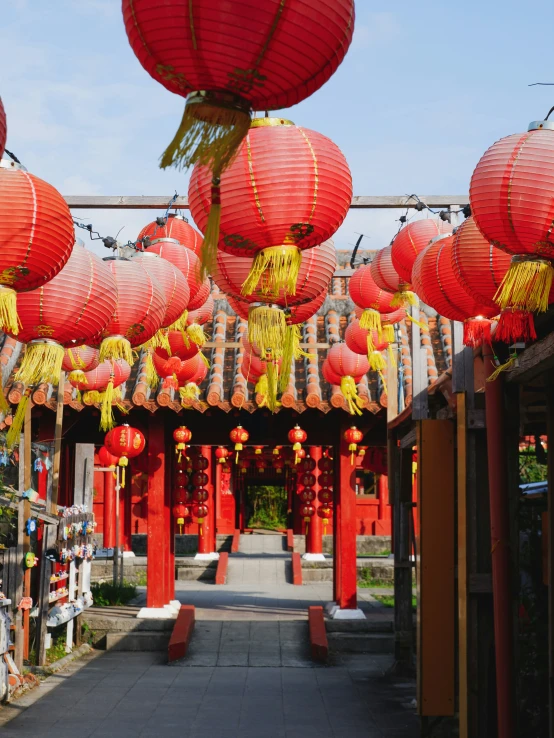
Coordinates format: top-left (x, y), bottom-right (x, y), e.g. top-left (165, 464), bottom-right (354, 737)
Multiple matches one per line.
top-left (373, 594), bottom-right (417, 608)
top-left (91, 580), bottom-right (137, 607)
top-left (357, 569), bottom-right (393, 588)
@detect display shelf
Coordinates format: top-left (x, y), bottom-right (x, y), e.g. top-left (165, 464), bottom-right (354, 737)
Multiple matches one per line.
top-left (48, 588), bottom-right (69, 604)
top-left (49, 572), bottom-right (69, 584)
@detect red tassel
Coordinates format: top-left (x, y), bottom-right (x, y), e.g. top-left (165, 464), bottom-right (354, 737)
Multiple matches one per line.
top-left (495, 310), bottom-right (537, 344)
top-left (463, 318), bottom-right (492, 348)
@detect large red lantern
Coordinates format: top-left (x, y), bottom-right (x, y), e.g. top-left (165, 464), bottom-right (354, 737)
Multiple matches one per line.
top-left (230, 425), bottom-right (249, 462)
top-left (288, 425), bottom-right (307, 465)
top-left (104, 424), bottom-right (146, 488)
top-left (72, 359), bottom-right (131, 431)
top-left (371, 244), bottom-right (417, 308)
top-left (327, 343), bottom-right (370, 415)
top-left (98, 445), bottom-right (119, 468)
top-left (0, 160), bottom-right (74, 335)
top-left (173, 426), bottom-right (192, 461)
top-left (62, 345), bottom-right (100, 383)
top-left (343, 426), bottom-right (364, 465)
top-left (470, 117), bottom-right (554, 331)
top-left (138, 214), bottom-right (203, 256)
top-left (144, 238), bottom-right (205, 315)
top-left (123, 0), bottom-right (355, 248)
top-left (391, 218), bottom-right (453, 285)
top-left (345, 320), bottom-right (389, 371)
top-left (131, 251), bottom-right (190, 331)
top-left (167, 330), bottom-right (202, 361)
top-left (189, 118), bottom-right (352, 292)
top-left (99, 257), bottom-right (166, 365)
top-left (186, 293), bottom-right (214, 347)
top-left (348, 264), bottom-right (397, 344)
top-left (412, 234), bottom-right (497, 348)
top-left (0, 99), bottom-right (5, 159)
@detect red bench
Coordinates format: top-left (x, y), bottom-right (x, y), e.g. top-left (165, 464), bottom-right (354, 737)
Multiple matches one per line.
top-left (308, 606), bottom-right (328, 663)
top-left (168, 605), bottom-right (195, 663)
top-left (231, 529), bottom-right (240, 553)
top-left (292, 552), bottom-right (302, 585)
top-left (215, 552), bottom-right (229, 585)
top-left (286, 528), bottom-right (294, 552)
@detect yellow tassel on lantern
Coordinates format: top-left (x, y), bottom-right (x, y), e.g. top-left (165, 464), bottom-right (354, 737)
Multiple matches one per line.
top-left (15, 340), bottom-right (64, 386)
top-left (405, 313), bottom-right (429, 332)
top-left (83, 390), bottom-right (101, 404)
top-left (359, 309), bottom-right (383, 339)
top-left (100, 378), bottom-right (116, 432)
top-left (340, 376), bottom-right (363, 417)
top-left (248, 305), bottom-right (287, 361)
top-left (378, 370), bottom-right (388, 395)
top-left (387, 344), bottom-right (397, 368)
top-left (179, 383), bottom-right (201, 407)
top-left (187, 323), bottom-right (207, 347)
top-left (6, 390), bottom-right (31, 448)
top-left (0, 285), bottom-right (20, 335)
top-left (368, 350), bottom-right (386, 372)
top-left (200, 177), bottom-right (222, 278)
top-left (144, 350), bottom-right (160, 390)
top-left (0, 387), bottom-right (7, 415)
top-left (241, 245), bottom-right (302, 298)
top-left (486, 354), bottom-right (518, 382)
top-left (119, 457), bottom-right (128, 488)
top-left (348, 443), bottom-right (358, 465)
top-left (167, 309), bottom-right (189, 334)
top-left (68, 369), bottom-right (87, 384)
top-left (142, 330), bottom-right (171, 353)
top-left (382, 325), bottom-right (395, 344)
top-left (494, 257), bottom-right (554, 314)
top-left (391, 286), bottom-right (417, 308)
top-left (255, 374), bottom-right (269, 407)
top-left (99, 336), bottom-right (134, 366)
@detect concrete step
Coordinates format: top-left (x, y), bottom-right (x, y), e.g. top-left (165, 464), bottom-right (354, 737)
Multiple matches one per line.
top-left (326, 619), bottom-right (393, 633)
top-left (327, 632), bottom-right (394, 654)
top-left (105, 631), bottom-right (171, 652)
top-left (176, 565), bottom-right (215, 581)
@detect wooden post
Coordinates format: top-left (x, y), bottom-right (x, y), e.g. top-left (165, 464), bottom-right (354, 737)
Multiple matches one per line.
top-left (387, 342), bottom-right (399, 422)
top-left (103, 467), bottom-right (116, 548)
top-left (22, 401), bottom-right (32, 661)
top-left (307, 446), bottom-right (323, 554)
top-left (51, 372), bottom-right (66, 513)
top-left (336, 423), bottom-right (358, 610)
top-left (394, 440), bottom-right (414, 668)
top-left (147, 413), bottom-right (166, 609)
top-left (548, 387), bottom-right (554, 738)
top-left (36, 523), bottom-right (53, 665)
top-left (411, 305), bottom-right (428, 421)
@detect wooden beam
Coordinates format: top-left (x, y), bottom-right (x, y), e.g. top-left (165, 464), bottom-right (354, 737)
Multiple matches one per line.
top-left (64, 194), bottom-right (468, 211)
top-left (51, 372), bottom-right (66, 512)
top-left (507, 331), bottom-right (554, 385)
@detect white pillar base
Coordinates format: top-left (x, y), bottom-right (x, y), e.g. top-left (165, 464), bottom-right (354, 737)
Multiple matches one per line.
top-left (136, 606), bottom-right (177, 619)
top-left (327, 604), bottom-right (366, 620)
top-left (194, 552), bottom-right (220, 561)
top-left (302, 553), bottom-right (326, 562)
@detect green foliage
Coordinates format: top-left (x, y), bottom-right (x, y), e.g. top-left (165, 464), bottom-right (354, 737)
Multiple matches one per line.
top-left (91, 580), bottom-right (137, 607)
top-left (134, 569), bottom-right (147, 586)
top-left (0, 487), bottom-right (17, 548)
top-left (519, 445), bottom-right (547, 484)
top-left (373, 594), bottom-right (417, 609)
top-left (246, 485), bottom-right (287, 530)
top-left (357, 568), bottom-right (393, 587)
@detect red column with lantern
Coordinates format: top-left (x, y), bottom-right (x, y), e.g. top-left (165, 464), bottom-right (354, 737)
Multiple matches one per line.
top-left (146, 416), bottom-right (167, 610)
top-left (194, 447), bottom-right (217, 559)
top-left (98, 446), bottom-right (118, 549)
top-left (375, 474), bottom-right (391, 536)
top-left (305, 447), bottom-right (324, 559)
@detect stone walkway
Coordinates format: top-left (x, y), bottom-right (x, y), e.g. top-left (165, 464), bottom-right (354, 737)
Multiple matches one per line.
top-left (0, 532), bottom-right (418, 737)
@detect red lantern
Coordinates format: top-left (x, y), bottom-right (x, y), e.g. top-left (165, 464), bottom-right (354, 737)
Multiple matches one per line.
top-left (288, 425), bottom-right (307, 464)
top-left (348, 264), bottom-right (397, 342)
top-left (255, 458), bottom-right (266, 473)
top-left (230, 425), bottom-right (249, 462)
top-left (345, 320), bottom-right (389, 371)
top-left (192, 456), bottom-right (209, 472)
top-left (298, 457), bottom-right (316, 472)
top-left (172, 503), bottom-right (189, 531)
top-left (0, 98), bottom-right (6, 159)
top-left (104, 424), bottom-right (146, 488)
top-left (192, 471), bottom-right (209, 487)
top-left (363, 447), bottom-right (388, 476)
top-left (167, 330), bottom-right (202, 361)
top-left (175, 470), bottom-right (189, 488)
top-left (132, 251), bottom-right (190, 331)
top-left (72, 359), bottom-right (131, 430)
top-left (192, 488), bottom-right (208, 503)
top-left (413, 234), bottom-right (497, 348)
top-left (99, 257), bottom-right (166, 365)
top-left (191, 503), bottom-right (209, 534)
top-left (273, 458), bottom-right (285, 474)
top-left (215, 446), bottom-right (230, 464)
top-left (470, 118), bottom-right (554, 334)
top-left (123, 0), bottom-right (355, 249)
top-left (300, 488), bottom-right (316, 503)
top-left (318, 456), bottom-right (334, 472)
top-left (0, 160), bottom-right (74, 335)
top-left (299, 472), bottom-right (316, 488)
top-left (391, 218), bottom-right (453, 285)
top-left (318, 488), bottom-right (333, 505)
top-left (173, 426), bottom-right (192, 461)
top-left (327, 343), bottom-right (370, 415)
top-left (98, 445), bottom-right (119, 468)
top-left (344, 426), bottom-right (364, 465)
top-left (138, 214), bottom-right (203, 256)
top-left (186, 293), bottom-right (214, 346)
top-left (221, 463), bottom-right (232, 475)
top-left (319, 472), bottom-right (333, 488)
top-left (62, 345), bottom-right (100, 383)
top-left (229, 288), bottom-right (326, 327)
top-left (238, 457), bottom-right (250, 474)
top-left (371, 244), bottom-right (417, 308)
top-left (300, 503), bottom-right (315, 526)
top-left (144, 238), bottom-right (205, 319)
top-left (190, 118), bottom-right (351, 293)
top-left (295, 448), bottom-right (306, 462)
top-left (317, 504), bottom-right (333, 533)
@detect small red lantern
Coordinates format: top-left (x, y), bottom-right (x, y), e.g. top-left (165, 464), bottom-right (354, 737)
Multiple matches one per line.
top-left (173, 426), bottom-right (192, 461)
top-left (192, 488), bottom-right (208, 503)
top-left (299, 472), bottom-right (316, 488)
top-left (221, 463), bottom-right (232, 475)
top-left (175, 470), bottom-right (189, 488)
top-left (318, 488), bottom-right (333, 505)
top-left (98, 446), bottom-right (119, 468)
top-left (230, 425), bottom-right (249, 462)
top-left (295, 448), bottom-right (306, 462)
top-left (238, 458), bottom-right (250, 474)
top-left (319, 472), bottom-right (333, 488)
top-left (300, 488), bottom-right (316, 503)
top-left (318, 456), bottom-right (334, 472)
top-left (63, 345), bottom-right (100, 383)
top-left (391, 218), bottom-right (453, 285)
top-left (104, 424), bottom-right (146, 488)
top-left (273, 458), bottom-right (285, 474)
top-left (172, 503), bottom-right (189, 532)
top-left (253, 445), bottom-right (264, 455)
top-left (300, 503), bottom-right (316, 530)
top-left (344, 426), bottom-right (364, 465)
top-left (192, 455), bottom-right (209, 472)
top-left (138, 214), bottom-right (203, 257)
top-left (191, 502), bottom-right (209, 535)
top-left (215, 446), bottom-right (230, 464)
top-left (370, 244), bottom-right (417, 308)
top-left (299, 457), bottom-right (316, 472)
top-left (255, 458), bottom-right (266, 473)
top-left (192, 471), bottom-right (209, 487)
top-left (317, 504), bottom-right (333, 534)
top-left (288, 425), bottom-right (307, 464)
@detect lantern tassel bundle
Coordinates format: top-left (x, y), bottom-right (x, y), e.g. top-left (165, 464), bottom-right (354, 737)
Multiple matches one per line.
top-left (495, 309), bottom-right (537, 344)
top-left (279, 324), bottom-right (309, 394)
top-left (248, 305), bottom-right (287, 362)
top-left (241, 245), bottom-right (302, 298)
top-left (99, 336), bottom-right (134, 367)
top-left (359, 308), bottom-right (382, 337)
top-left (16, 341), bottom-right (64, 386)
top-left (494, 256), bottom-right (553, 316)
top-left (179, 382), bottom-right (201, 405)
top-left (100, 374), bottom-right (116, 432)
top-left (187, 323), bottom-right (207, 347)
top-left (145, 351), bottom-right (160, 390)
top-left (463, 317), bottom-right (493, 349)
top-left (340, 376), bottom-right (363, 417)
top-left (0, 286), bottom-right (20, 336)
top-left (390, 284), bottom-right (417, 309)
top-left (6, 388), bottom-right (31, 448)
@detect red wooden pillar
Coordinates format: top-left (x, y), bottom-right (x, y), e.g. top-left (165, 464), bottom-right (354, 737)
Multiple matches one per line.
top-left (333, 448), bottom-right (341, 603)
top-left (164, 434), bottom-right (174, 602)
top-left (307, 446), bottom-right (323, 555)
top-left (215, 459), bottom-right (222, 534)
top-left (147, 413), bottom-right (167, 608)
top-left (336, 430), bottom-right (358, 610)
top-left (104, 468), bottom-right (116, 548)
top-left (197, 445), bottom-right (215, 554)
top-left (375, 474), bottom-right (391, 536)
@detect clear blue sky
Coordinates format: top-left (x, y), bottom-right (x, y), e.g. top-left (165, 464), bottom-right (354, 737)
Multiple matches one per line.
top-left (3, 0), bottom-right (554, 257)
